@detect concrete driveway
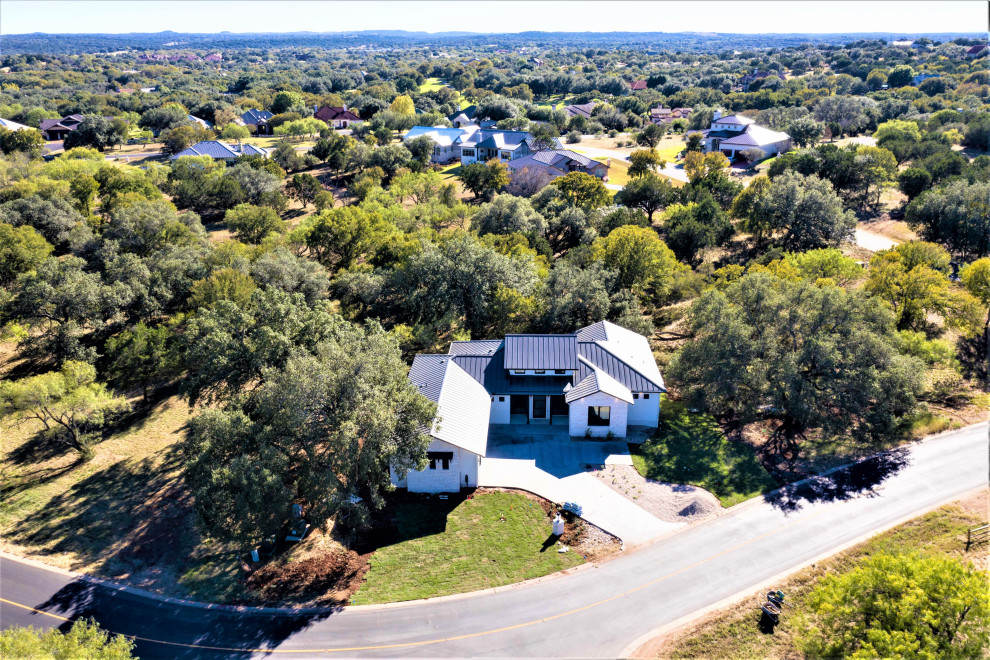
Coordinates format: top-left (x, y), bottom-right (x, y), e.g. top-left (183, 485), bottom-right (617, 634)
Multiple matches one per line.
top-left (479, 425), bottom-right (680, 545)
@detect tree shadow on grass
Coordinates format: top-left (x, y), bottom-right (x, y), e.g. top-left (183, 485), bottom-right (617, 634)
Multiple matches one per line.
top-left (8, 445), bottom-right (195, 576)
top-left (635, 404), bottom-right (778, 504)
top-left (762, 447), bottom-right (911, 513)
top-left (35, 578), bottom-right (335, 659)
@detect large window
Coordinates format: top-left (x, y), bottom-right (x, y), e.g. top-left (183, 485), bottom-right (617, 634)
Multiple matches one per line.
top-left (588, 406), bottom-right (610, 426)
top-left (462, 148), bottom-right (475, 157)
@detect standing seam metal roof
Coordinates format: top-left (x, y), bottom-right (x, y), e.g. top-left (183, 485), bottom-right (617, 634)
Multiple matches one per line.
top-left (504, 334), bottom-right (579, 371)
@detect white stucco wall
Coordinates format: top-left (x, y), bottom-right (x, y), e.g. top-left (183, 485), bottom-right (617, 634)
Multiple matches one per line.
top-left (490, 396), bottom-right (511, 424)
top-left (627, 393), bottom-right (661, 427)
top-left (394, 438), bottom-right (479, 493)
top-left (568, 392), bottom-right (629, 438)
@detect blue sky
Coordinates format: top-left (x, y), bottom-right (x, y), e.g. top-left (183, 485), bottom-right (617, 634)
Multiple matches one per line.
top-left (0, 1), bottom-right (984, 35)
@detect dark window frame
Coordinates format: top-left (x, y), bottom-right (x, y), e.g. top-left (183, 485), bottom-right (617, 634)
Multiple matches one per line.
top-left (588, 406), bottom-right (611, 426)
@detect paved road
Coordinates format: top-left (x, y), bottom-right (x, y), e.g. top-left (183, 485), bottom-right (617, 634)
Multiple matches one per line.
top-left (2, 424), bottom-right (986, 659)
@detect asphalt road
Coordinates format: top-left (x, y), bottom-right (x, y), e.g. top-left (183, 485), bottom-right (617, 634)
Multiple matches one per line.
top-left (2, 423), bottom-right (987, 659)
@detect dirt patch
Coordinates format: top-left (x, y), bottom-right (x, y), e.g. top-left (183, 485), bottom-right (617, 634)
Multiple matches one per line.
top-left (246, 545), bottom-right (369, 606)
top-left (595, 465), bottom-right (722, 523)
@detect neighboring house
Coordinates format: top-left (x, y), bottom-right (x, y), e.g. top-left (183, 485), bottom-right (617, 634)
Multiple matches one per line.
top-left (563, 102), bottom-right (596, 119)
top-left (739, 69), bottom-right (785, 92)
top-left (241, 109), bottom-right (274, 135)
top-left (0, 117), bottom-right (33, 132)
top-left (629, 80), bottom-right (647, 91)
top-left (506, 149), bottom-right (609, 181)
top-left (314, 105), bottom-right (362, 129)
top-left (403, 126), bottom-right (464, 163)
top-left (912, 73), bottom-right (940, 86)
top-left (39, 114), bottom-right (86, 141)
top-left (402, 126), bottom-right (561, 165)
top-left (446, 106), bottom-right (495, 129)
top-left (187, 115), bottom-right (214, 130)
top-left (392, 321), bottom-right (665, 493)
top-left (169, 140), bottom-right (270, 161)
top-left (702, 110), bottom-right (791, 161)
top-left (204, 53), bottom-right (223, 63)
top-left (649, 106), bottom-right (692, 125)
top-left (966, 44), bottom-right (988, 57)
top-left (458, 127), bottom-right (560, 165)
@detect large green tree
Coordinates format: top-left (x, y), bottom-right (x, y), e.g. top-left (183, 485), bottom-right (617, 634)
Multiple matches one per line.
top-left (670, 272), bottom-right (923, 445)
top-left (180, 321), bottom-right (436, 546)
top-left (799, 553), bottom-right (989, 659)
top-left (0, 619), bottom-right (135, 660)
top-left (0, 361), bottom-right (128, 456)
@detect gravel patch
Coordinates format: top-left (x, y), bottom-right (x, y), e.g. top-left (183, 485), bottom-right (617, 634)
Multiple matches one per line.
top-left (593, 464), bottom-right (722, 523)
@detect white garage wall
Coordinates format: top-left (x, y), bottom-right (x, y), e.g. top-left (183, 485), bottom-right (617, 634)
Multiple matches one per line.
top-left (402, 439), bottom-right (479, 493)
top-left (627, 393), bottom-right (661, 427)
top-left (568, 393), bottom-right (629, 438)
top-left (490, 396), bottom-right (511, 424)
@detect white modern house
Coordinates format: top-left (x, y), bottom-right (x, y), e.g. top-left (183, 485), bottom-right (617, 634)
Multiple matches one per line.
top-left (702, 111), bottom-right (791, 161)
top-left (392, 321), bottom-right (665, 493)
top-left (402, 125), bottom-right (561, 166)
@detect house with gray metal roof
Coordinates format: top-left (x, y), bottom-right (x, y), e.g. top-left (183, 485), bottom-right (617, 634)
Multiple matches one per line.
top-left (506, 149), bottom-right (610, 181)
top-left (403, 125), bottom-right (561, 166)
top-left (169, 140), bottom-right (270, 161)
top-left (702, 110), bottom-right (791, 161)
top-left (393, 321), bottom-right (664, 493)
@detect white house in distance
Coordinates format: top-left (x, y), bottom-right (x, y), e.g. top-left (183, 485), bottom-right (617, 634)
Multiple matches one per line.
top-left (702, 111), bottom-right (791, 161)
top-left (402, 125), bottom-right (561, 166)
top-left (392, 321), bottom-right (665, 493)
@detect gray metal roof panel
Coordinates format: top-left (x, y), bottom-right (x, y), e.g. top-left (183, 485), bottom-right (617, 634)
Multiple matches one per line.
top-left (504, 334), bottom-right (579, 370)
top-left (447, 339), bottom-right (503, 356)
top-left (408, 354), bottom-right (449, 403)
top-left (577, 342), bottom-right (664, 392)
top-left (453, 350), bottom-right (575, 395)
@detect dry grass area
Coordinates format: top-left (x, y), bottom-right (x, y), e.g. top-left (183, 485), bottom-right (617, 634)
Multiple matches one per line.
top-left (634, 488), bottom-right (989, 659)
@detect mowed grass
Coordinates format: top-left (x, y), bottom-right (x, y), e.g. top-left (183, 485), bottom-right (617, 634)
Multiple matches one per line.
top-left (353, 491), bottom-right (583, 604)
top-left (656, 491), bottom-right (989, 659)
top-left (418, 77), bottom-right (445, 93)
top-left (631, 399), bottom-right (777, 507)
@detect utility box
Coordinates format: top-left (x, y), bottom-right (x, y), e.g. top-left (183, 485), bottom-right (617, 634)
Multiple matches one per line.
top-left (552, 514), bottom-right (565, 537)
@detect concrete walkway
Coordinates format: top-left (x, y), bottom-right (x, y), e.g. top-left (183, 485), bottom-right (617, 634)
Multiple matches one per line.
top-left (479, 426), bottom-right (681, 545)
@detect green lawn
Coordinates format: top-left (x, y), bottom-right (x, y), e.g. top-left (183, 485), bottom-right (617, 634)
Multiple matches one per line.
top-left (439, 163), bottom-right (462, 179)
top-left (660, 496), bottom-right (987, 659)
top-left (352, 491), bottom-right (582, 604)
top-left (630, 399), bottom-right (777, 507)
top-left (418, 77), bottom-right (445, 93)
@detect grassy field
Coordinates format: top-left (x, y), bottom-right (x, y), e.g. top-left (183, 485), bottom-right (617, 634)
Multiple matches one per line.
top-left (605, 158), bottom-right (632, 187)
top-left (352, 491), bottom-right (583, 604)
top-left (418, 77), bottom-right (445, 93)
top-left (648, 490), bottom-right (989, 659)
top-left (0, 386), bottom-right (211, 595)
top-left (630, 399), bottom-right (778, 507)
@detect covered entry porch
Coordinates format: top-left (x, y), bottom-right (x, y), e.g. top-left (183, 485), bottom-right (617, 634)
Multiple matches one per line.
top-left (508, 394), bottom-right (569, 425)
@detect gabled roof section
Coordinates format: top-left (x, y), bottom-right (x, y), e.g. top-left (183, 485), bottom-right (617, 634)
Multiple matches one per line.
top-left (408, 354), bottom-right (448, 403)
top-left (432, 360), bottom-right (491, 456)
top-left (565, 358), bottom-right (634, 404)
top-left (714, 114), bottom-right (755, 126)
top-left (403, 125), bottom-right (464, 147)
top-left (575, 321), bottom-right (665, 391)
top-left (408, 355), bottom-right (490, 456)
top-left (171, 140), bottom-right (241, 159)
top-left (241, 109), bottom-right (273, 125)
top-left (504, 334), bottom-right (579, 371)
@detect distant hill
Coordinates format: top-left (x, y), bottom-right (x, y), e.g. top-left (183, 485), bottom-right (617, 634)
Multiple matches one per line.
top-left (0, 30), bottom-right (983, 54)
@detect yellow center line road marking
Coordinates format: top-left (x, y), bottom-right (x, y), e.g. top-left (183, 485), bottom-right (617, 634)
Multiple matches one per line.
top-left (0, 508), bottom-right (827, 654)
